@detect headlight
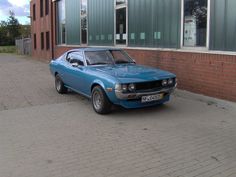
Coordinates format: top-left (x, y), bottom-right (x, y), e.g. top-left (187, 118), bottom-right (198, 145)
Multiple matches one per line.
top-left (168, 78), bottom-right (174, 85)
top-left (128, 83), bottom-right (136, 92)
top-left (122, 85), bottom-right (128, 92)
top-left (115, 84), bottom-right (135, 92)
top-left (115, 84), bottom-right (127, 92)
top-left (115, 84), bottom-right (121, 90)
top-left (162, 79), bottom-right (168, 86)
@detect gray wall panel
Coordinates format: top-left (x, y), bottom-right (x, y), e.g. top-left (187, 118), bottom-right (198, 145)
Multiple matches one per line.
top-left (128, 0), bottom-right (181, 48)
top-left (88, 0), bottom-right (114, 46)
top-left (210, 0), bottom-right (236, 51)
top-left (65, 0), bottom-right (81, 45)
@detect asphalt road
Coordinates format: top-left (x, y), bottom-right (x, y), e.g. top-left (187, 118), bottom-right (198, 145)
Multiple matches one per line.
top-left (0, 53), bottom-right (236, 177)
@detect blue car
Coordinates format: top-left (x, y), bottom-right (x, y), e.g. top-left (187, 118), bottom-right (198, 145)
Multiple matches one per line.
top-left (49, 48), bottom-right (177, 114)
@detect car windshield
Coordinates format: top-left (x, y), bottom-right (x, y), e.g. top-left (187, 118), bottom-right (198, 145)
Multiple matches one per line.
top-left (85, 50), bottom-right (134, 65)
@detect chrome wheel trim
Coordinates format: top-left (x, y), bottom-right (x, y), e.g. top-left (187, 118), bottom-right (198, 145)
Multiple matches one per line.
top-left (93, 91), bottom-right (102, 110)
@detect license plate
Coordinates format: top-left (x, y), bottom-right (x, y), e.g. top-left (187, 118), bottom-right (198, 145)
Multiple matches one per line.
top-left (141, 93), bottom-right (164, 103)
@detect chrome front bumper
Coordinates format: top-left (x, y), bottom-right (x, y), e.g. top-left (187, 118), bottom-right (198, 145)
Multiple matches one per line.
top-left (115, 84), bottom-right (177, 100)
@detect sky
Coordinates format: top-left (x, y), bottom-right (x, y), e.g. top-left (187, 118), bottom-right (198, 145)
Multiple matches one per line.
top-left (0, 0), bottom-right (30, 25)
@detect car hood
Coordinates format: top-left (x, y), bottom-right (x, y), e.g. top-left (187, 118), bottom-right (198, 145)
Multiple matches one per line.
top-left (92, 64), bottom-right (176, 83)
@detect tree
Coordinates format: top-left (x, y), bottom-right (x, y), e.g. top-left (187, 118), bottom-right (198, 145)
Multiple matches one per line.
top-left (0, 11), bottom-right (22, 46)
top-left (20, 25), bottom-right (31, 38)
top-left (7, 11), bottom-right (21, 45)
top-left (0, 21), bottom-right (10, 46)
top-left (0, 12), bottom-right (31, 52)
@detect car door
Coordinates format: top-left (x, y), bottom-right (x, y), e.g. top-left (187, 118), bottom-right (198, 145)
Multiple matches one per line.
top-left (63, 52), bottom-right (87, 94)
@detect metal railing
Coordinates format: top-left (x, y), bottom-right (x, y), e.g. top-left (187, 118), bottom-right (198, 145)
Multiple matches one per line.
top-left (15, 38), bottom-right (31, 55)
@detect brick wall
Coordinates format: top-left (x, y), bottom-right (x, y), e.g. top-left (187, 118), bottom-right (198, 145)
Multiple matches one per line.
top-left (30, 0), bottom-right (52, 60)
top-left (127, 49), bottom-right (236, 102)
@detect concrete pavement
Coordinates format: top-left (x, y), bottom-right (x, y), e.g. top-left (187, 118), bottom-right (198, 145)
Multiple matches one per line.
top-left (0, 54), bottom-right (236, 177)
top-left (0, 54), bottom-right (81, 111)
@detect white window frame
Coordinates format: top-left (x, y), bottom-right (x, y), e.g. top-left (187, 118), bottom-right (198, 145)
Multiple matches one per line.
top-left (180, 0), bottom-right (211, 51)
top-left (114, 0), bottom-right (128, 47)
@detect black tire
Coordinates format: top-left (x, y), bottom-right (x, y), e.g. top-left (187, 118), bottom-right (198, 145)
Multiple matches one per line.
top-left (92, 86), bottom-right (112, 114)
top-left (55, 74), bottom-right (68, 94)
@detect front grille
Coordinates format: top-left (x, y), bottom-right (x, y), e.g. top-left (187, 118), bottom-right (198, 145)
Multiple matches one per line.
top-left (136, 81), bottom-right (162, 91)
top-left (135, 79), bottom-right (175, 91)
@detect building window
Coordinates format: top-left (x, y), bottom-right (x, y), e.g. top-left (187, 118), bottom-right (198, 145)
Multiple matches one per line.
top-left (41, 32), bottom-right (44, 50)
top-left (183, 0), bottom-right (208, 47)
top-left (33, 4), bottom-right (36, 21)
top-left (45, 0), bottom-right (49, 15)
top-left (34, 34), bottom-right (37, 49)
top-left (57, 0), bottom-right (66, 44)
top-left (115, 0), bottom-right (127, 45)
top-left (40, 0), bottom-right (44, 17)
top-left (81, 0), bottom-right (87, 44)
top-left (46, 32), bottom-right (50, 50)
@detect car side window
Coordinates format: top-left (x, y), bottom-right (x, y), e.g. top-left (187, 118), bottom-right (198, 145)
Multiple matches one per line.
top-left (66, 52), bottom-right (84, 66)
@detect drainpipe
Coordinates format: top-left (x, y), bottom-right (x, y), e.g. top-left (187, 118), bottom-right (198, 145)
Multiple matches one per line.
top-left (51, 0), bottom-right (56, 59)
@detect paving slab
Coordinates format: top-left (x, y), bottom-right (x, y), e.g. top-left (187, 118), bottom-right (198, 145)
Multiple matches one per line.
top-left (0, 53), bottom-right (236, 177)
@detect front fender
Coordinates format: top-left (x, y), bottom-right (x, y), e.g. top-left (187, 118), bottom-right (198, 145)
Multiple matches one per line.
top-left (90, 79), bottom-right (119, 104)
top-left (91, 79), bottom-right (106, 91)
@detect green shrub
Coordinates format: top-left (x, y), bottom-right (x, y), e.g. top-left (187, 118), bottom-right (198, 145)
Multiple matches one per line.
top-left (0, 46), bottom-right (16, 53)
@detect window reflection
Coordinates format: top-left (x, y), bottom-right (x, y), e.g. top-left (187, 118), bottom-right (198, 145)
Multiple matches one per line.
top-left (116, 8), bottom-right (126, 45)
top-left (81, 0), bottom-right (87, 44)
top-left (58, 0), bottom-right (66, 44)
top-left (183, 0), bottom-right (207, 47)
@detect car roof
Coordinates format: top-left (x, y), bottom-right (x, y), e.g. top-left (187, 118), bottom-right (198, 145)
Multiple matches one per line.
top-left (67, 47), bottom-right (122, 53)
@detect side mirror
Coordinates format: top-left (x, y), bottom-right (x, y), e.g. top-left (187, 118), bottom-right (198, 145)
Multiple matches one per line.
top-left (71, 63), bottom-right (79, 67)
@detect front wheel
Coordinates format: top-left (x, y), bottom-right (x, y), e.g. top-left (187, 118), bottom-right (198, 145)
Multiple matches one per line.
top-left (92, 86), bottom-right (112, 114)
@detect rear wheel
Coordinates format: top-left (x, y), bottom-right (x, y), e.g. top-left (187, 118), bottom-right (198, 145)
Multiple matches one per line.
top-left (55, 74), bottom-right (68, 94)
top-left (92, 86), bottom-right (112, 114)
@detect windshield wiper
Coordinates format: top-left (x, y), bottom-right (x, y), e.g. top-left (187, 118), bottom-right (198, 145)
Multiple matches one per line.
top-left (115, 60), bottom-right (132, 64)
top-left (90, 62), bottom-right (109, 65)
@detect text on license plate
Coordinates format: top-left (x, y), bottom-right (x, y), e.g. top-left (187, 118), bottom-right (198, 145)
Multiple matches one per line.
top-left (141, 93), bottom-right (164, 103)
